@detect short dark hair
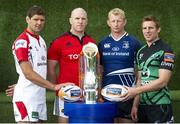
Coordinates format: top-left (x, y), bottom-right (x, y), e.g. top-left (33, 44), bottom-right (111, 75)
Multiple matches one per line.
top-left (26, 5), bottom-right (45, 18)
top-left (142, 15), bottom-right (160, 29)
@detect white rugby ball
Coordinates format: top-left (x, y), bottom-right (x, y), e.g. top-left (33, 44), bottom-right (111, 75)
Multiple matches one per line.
top-left (58, 85), bottom-right (82, 102)
top-left (101, 84), bottom-right (128, 102)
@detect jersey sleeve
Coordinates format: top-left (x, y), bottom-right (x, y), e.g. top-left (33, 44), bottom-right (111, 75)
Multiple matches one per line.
top-left (47, 39), bottom-right (61, 60)
top-left (14, 39), bottom-right (28, 62)
top-left (160, 47), bottom-right (175, 71)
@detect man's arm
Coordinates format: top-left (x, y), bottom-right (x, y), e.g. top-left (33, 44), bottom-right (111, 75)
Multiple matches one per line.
top-left (20, 61), bottom-right (61, 91)
top-left (135, 69), bottom-right (172, 94)
top-left (124, 69), bottom-right (172, 100)
top-left (6, 84), bottom-right (16, 96)
top-left (47, 60), bottom-right (58, 83)
top-left (97, 64), bottom-right (104, 102)
top-left (6, 60), bottom-right (72, 97)
top-left (131, 71), bottom-right (141, 122)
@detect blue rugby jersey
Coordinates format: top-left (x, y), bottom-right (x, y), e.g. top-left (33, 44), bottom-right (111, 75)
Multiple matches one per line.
top-left (98, 32), bottom-right (141, 87)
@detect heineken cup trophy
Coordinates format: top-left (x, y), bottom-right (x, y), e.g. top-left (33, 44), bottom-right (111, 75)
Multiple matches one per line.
top-left (79, 42), bottom-right (100, 104)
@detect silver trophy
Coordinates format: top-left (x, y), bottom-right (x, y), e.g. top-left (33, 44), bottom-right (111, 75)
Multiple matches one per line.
top-left (79, 42), bottom-right (100, 104)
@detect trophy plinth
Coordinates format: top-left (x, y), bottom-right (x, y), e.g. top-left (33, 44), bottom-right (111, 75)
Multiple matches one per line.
top-left (79, 43), bottom-right (99, 104)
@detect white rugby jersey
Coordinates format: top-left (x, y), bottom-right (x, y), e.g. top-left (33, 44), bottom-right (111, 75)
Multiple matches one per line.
top-left (12, 30), bottom-right (47, 104)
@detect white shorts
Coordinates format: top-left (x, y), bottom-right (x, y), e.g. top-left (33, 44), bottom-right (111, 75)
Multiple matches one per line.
top-left (13, 101), bottom-right (47, 122)
top-left (53, 96), bottom-right (68, 118)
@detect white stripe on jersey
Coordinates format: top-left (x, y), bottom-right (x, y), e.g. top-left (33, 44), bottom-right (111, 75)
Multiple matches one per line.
top-left (106, 68), bottom-right (135, 86)
top-left (107, 68), bottom-right (134, 75)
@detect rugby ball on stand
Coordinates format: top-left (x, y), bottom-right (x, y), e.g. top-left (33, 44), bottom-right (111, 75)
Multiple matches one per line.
top-left (101, 84), bottom-right (128, 102)
top-left (58, 85), bottom-right (82, 102)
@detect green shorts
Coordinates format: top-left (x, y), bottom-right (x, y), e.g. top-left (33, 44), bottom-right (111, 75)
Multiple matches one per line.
top-left (138, 104), bottom-right (173, 123)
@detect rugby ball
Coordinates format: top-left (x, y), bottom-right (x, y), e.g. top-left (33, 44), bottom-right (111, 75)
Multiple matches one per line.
top-left (101, 84), bottom-right (128, 102)
top-left (58, 85), bottom-right (82, 102)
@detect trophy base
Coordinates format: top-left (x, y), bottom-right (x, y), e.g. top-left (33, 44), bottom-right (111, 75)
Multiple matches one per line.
top-left (85, 101), bottom-right (96, 104)
top-left (84, 89), bottom-right (97, 104)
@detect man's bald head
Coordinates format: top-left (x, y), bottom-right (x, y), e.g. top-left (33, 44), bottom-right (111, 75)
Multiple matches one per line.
top-left (70, 8), bottom-right (87, 18)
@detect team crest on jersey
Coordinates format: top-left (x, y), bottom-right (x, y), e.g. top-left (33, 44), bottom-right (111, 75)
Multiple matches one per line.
top-left (141, 69), bottom-right (150, 79)
top-left (15, 40), bottom-right (27, 50)
top-left (104, 43), bottom-right (111, 48)
top-left (66, 42), bottom-right (72, 47)
top-left (112, 47), bottom-right (119, 51)
top-left (122, 41), bottom-right (129, 49)
top-left (41, 55), bottom-right (46, 61)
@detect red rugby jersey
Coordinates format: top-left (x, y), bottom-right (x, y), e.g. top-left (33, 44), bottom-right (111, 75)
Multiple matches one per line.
top-left (48, 32), bottom-right (96, 86)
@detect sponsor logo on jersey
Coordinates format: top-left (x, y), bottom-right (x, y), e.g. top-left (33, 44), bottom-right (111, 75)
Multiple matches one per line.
top-left (103, 52), bottom-right (129, 56)
top-left (104, 43), bottom-right (111, 48)
top-left (15, 40), bottom-right (27, 50)
top-left (164, 52), bottom-right (175, 63)
top-left (161, 61), bottom-right (174, 68)
top-left (69, 54), bottom-right (80, 59)
top-left (32, 111), bottom-right (39, 119)
top-left (122, 41), bottom-right (129, 49)
top-left (37, 62), bottom-right (47, 66)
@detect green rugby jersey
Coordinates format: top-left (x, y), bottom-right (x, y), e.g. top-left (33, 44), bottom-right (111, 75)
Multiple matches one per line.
top-left (136, 39), bottom-right (175, 105)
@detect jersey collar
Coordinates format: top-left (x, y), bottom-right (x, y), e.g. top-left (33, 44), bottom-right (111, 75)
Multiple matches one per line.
top-left (68, 31), bottom-right (87, 38)
top-left (148, 38), bottom-right (161, 47)
top-left (110, 32), bottom-right (128, 41)
top-left (25, 29), bottom-right (40, 41)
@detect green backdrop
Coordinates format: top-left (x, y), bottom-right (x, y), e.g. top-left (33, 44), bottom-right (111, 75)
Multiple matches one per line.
top-left (0, 0), bottom-right (180, 91)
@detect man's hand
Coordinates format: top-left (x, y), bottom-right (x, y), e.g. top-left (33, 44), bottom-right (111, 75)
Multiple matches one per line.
top-left (53, 82), bottom-right (75, 91)
top-left (97, 96), bottom-right (104, 103)
top-left (131, 105), bottom-right (138, 122)
top-left (6, 84), bottom-right (16, 97)
top-left (121, 86), bottom-right (138, 102)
